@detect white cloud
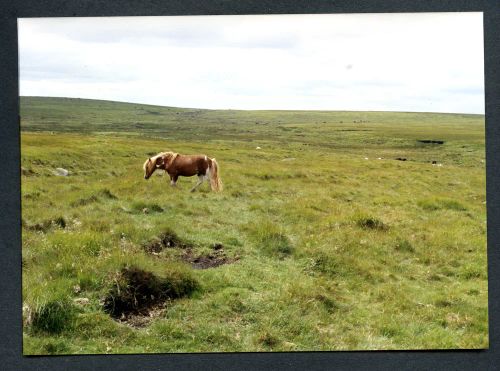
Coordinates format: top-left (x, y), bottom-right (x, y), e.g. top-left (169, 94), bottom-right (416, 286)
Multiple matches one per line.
top-left (18, 13), bottom-right (484, 113)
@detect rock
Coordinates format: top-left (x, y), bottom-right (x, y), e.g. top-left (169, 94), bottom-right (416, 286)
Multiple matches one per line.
top-left (73, 297), bottom-right (90, 306)
top-left (53, 168), bottom-right (69, 176)
top-left (256, 146), bottom-right (262, 150)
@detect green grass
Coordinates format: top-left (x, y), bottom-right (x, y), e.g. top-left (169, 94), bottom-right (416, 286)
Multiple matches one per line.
top-left (21, 97), bottom-right (487, 353)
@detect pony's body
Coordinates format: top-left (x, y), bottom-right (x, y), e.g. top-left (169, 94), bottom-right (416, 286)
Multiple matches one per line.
top-left (168, 154), bottom-right (211, 178)
top-left (143, 151), bottom-right (223, 192)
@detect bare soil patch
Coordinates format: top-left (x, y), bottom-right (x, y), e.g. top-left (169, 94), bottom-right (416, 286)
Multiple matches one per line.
top-left (182, 244), bottom-right (239, 269)
top-left (143, 232), bottom-right (238, 269)
top-left (143, 230), bottom-right (189, 254)
top-left (102, 266), bottom-right (198, 326)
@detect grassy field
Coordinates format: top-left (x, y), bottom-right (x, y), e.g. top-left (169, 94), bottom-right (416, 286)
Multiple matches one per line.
top-left (21, 96), bottom-right (487, 354)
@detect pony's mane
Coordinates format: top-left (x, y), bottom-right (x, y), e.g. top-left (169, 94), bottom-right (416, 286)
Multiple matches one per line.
top-left (143, 151), bottom-right (178, 171)
top-left (164, 151), bottom-right (179, 163)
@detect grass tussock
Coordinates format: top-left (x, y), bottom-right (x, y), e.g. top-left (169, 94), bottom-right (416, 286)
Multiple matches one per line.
top-left (395, 239), bottom-right (415, 253)
top-left (307, 253), bottom-right (355, 279)
top-left (418, 198), bottom-right (467, 211)
top-left (98, 188), bottom-right (118, 199)
top-left (23, 216), bottom-right (66, 232)
top-left (30, 299), bottom-right (77, 334)
top-left (354, 215), bottom-right (389, 230)
top-left (71, 195), bottom-right (99, 207)
top-left (257, 331), bottom-right (280, 348)
top-left (247, 220), bottom-right (294, 257)
top-left (143, 229), bottom-right (189, 254)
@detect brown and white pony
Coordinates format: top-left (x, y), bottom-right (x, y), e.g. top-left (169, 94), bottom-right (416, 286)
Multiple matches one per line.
top-left (143, 151), bottom-right (223, 192)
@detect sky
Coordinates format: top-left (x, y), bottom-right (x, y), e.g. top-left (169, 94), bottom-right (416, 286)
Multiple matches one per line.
top-left (18, 13), bottom-right (484, 113)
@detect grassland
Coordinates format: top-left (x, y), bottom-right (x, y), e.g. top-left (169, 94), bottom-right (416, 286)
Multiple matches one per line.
top-left (20, 96), bottom-right (487, 354)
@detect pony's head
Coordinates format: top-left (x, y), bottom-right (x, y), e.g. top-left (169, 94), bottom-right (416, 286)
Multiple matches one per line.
top-left (143, 152), bottom-right (177, 180)
top-left (143, 153), bottom-right (163, 180)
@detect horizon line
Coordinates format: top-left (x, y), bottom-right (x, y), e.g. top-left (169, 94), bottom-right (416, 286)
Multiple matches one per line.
top-left (20, 95), bottom-right (486, 116)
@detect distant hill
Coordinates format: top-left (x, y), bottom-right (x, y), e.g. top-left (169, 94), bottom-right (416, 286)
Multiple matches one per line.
top-left (20, 96), bottom-right (484, 145)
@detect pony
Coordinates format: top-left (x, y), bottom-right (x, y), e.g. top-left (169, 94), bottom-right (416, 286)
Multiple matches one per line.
top-left (143, 151), bottom-right (223, 192)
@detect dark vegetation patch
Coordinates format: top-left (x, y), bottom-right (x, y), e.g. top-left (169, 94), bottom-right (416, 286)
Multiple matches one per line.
top-left (98, 188), bottom-right (118, 199)
top-left (23, 216), bottom-right (66, 232)
top-left (30, 299), bottom-right (76, 334)
top-left (212, 243), bottom-right (224, 250)
top-left (355, 216), bottom-right (388, 231)
top-left (257, 331), bottom-right (279, 348)
top-left (315, 293), bottom-right (340, 313)
top-left (21, 167), bottom-right (38, 176)
top-left (337, 128), bottom-right (373, 131)
top-left (435, 298), bottom-right (458, 308)
top-left (43, 340), bottom-right (71, 354)
top-left (130, 201), bottom-right (164, 214)
top-left (417, 139), bottom-right (445, 144)
top-left (308, 254), bottom-right (351, 278)
top-left (143, 229), bottom-right (189, 254)
top-left (103, 266), bottom-right (198, 324)
top-left (231, 190), bottom-right (245, 198)
top-left (428, 273), bottom-right (445, 281)
top-left (23, 191), bottom-right (42, 199)
top-left (305, 252), bottom-right (381, 286)
top-left (459, 265), bottom-right (483, 280)
top-left (310, 205), bottom-right (328, 213)
top-left (71, 195), bottom-right (99, 207)
top-left (256, 173), bottom-right (308, 181)
top-left (24, 219), bottom-right (52, 232)
top-left (53, 216), bottom-right (66, 228)
top-left (395, 239), bottom-right (415, 253)
top-left (31, 159), bottom-right (49, 166)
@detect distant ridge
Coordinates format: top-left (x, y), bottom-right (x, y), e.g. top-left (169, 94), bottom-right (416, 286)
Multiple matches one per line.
top-left (19, 96), bottom-right (485, 116)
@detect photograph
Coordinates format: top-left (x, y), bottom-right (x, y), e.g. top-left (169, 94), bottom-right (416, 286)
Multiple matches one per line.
top-left (19, 13), bottom-right (487, 354)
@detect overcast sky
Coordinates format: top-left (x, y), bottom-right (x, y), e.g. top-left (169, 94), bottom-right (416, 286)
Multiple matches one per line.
top-left (18, 13), bottom-right (484, 113)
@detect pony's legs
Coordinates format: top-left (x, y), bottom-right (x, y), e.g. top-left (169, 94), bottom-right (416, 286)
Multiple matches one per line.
top-left (190, 175), bottom-right (204, 192)
top-left (170, 175), bottom-right (178, 187)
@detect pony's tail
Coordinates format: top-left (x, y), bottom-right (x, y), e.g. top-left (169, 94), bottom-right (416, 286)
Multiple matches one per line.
top-left (209, 158), bottom-right (223, 192)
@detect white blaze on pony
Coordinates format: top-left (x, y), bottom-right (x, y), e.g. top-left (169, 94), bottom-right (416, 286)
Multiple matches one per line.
top-left (143, 151), bottom-right (223, 192)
